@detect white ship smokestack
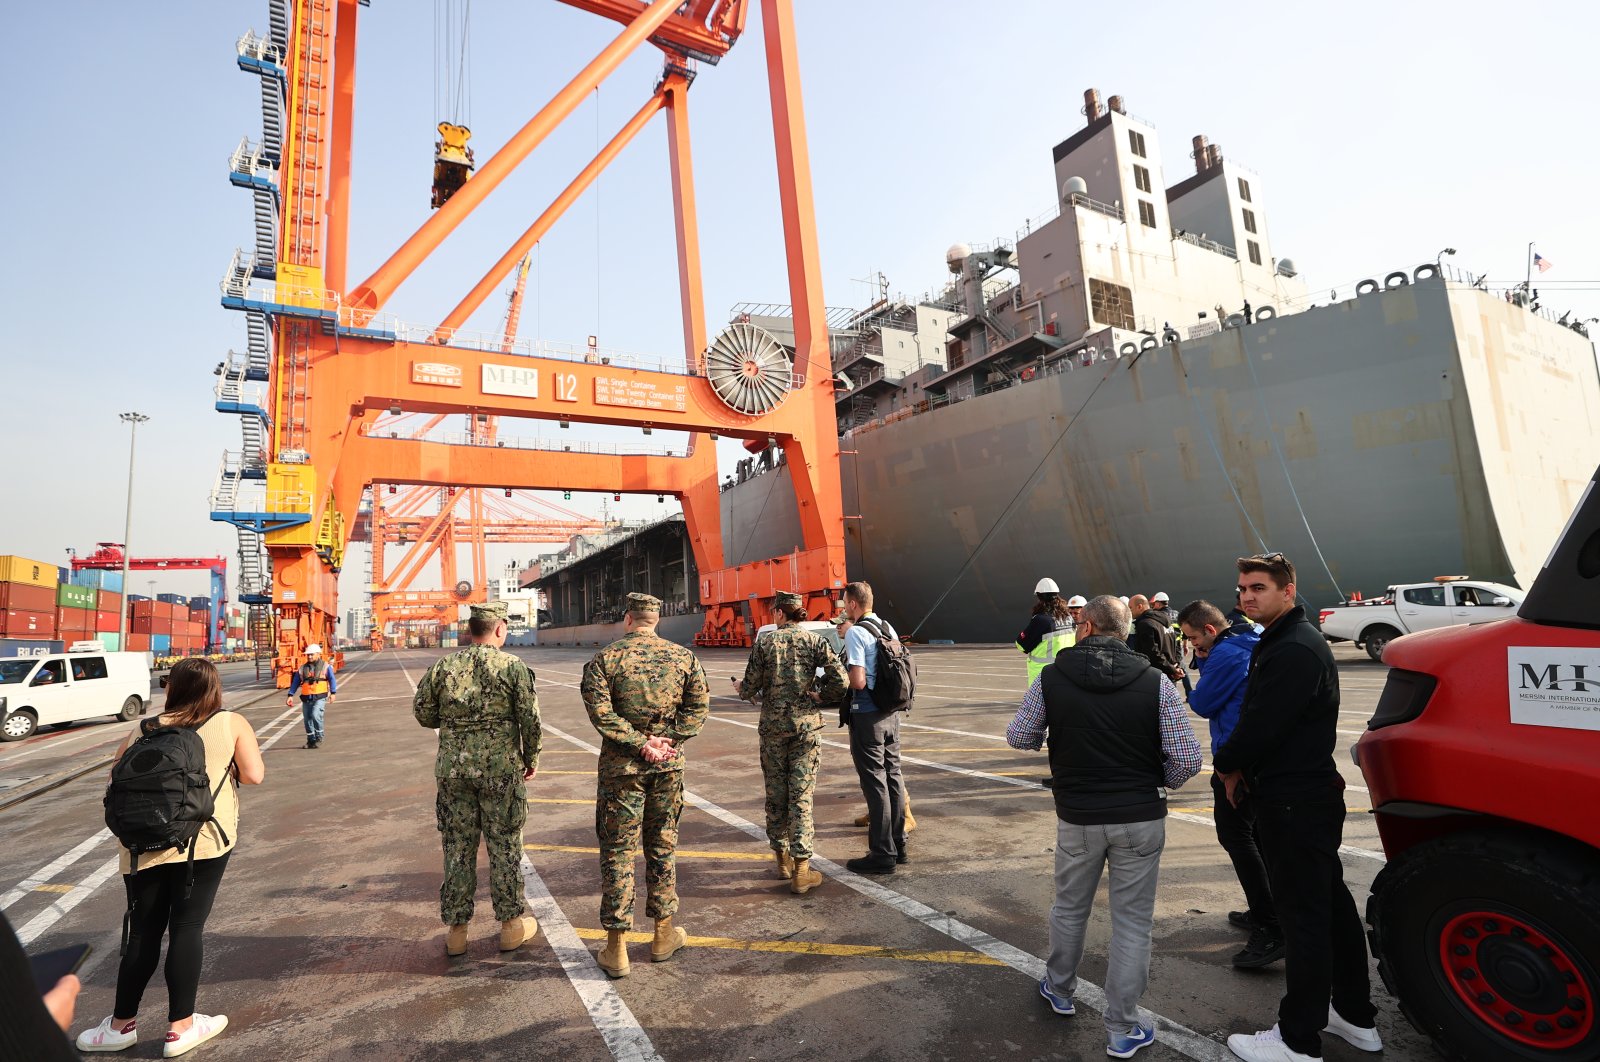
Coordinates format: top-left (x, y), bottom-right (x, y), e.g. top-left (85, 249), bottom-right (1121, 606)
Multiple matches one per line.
top-left (1083, 88), bottom-right (1100, 125)
top-left (1192, 135), bottom-right (1209, 174)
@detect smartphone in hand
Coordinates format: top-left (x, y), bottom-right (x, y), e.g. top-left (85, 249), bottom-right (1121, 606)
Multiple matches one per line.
top-left (30, 943), bottom-right (91, 992)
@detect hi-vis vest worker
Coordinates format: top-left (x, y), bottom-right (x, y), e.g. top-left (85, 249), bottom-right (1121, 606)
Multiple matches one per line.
top-left (1017, 580), bottom-right (1080, 685)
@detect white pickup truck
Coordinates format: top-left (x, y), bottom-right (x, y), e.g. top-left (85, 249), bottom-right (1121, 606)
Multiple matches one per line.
top-left (1318, 576), bottom-right (1522, 662)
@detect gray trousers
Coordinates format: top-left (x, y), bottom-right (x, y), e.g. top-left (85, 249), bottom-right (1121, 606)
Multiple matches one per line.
top-left (847, 700), bottom-right (906, 861)
top-left (1045, 817), bottom-right (1166, 1035)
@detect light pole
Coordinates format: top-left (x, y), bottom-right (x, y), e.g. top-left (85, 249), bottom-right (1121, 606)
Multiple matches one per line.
top-left (1436, 247), bottom-right (1456, 267)
top-left (118, 412), bottom-right (149, 645)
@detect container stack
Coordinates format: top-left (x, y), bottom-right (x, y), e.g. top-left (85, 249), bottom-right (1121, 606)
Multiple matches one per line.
top-left (56, 582), bottom-right (97, 644)
top-left (72, 568), bottom-right (126, 650)
top-left (0, 555), bottom-right (61, 650)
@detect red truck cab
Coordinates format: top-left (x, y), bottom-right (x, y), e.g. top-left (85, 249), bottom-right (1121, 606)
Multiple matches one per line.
top-left (1356, 467), bottom-right (1600, 1060)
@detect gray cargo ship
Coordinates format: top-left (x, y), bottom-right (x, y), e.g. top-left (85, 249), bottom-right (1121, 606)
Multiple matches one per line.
top-left (535, 89), bottom-right (1600, 644)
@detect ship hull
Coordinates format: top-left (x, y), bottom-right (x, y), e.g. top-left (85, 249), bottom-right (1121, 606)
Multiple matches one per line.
top-left (723, 280), bottom-right (1599, 642)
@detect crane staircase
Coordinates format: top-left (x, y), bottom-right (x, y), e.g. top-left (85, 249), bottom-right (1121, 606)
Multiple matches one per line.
top-left (216, 6), bottom-right (290, 660)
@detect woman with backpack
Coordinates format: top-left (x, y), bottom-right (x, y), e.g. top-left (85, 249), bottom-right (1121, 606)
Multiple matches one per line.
top-left (76, 658), bottom-right (264, 1057)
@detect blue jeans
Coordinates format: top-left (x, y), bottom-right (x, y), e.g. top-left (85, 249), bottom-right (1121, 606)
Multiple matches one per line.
top-left (301, 696), bottom-right (326, 741)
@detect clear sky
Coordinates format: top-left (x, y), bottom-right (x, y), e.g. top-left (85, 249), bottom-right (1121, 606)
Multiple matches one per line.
top-left (2, 1), bottom-right (1595, 611)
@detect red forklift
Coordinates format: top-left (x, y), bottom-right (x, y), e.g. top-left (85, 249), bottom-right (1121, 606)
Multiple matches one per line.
top-left (1356, 465), bottom-right (1600, 1059)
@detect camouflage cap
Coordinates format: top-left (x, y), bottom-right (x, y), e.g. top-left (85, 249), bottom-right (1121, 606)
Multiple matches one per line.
top-left (625, 592), bottom-right (662, 614)
top-left (469, 600), bottom-right (509, 622)
top-left (774, 590), bottom-right (803, 612)
top-left (829, 614), bottom-right (849, 627)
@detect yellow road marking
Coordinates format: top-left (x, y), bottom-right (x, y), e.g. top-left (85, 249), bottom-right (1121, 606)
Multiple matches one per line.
top-left (525, 843), bottom-right (768, 861)
top-left (32, 883), bottom-right (75, 894)
top-left (569, 927), bottom-right (1004, 966)
top-left (528, 798), bottom-right (594, 805)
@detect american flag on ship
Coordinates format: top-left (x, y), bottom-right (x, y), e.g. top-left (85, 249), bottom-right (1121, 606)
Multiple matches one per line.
top-left (1534, 253), bottom-right (1554, 273)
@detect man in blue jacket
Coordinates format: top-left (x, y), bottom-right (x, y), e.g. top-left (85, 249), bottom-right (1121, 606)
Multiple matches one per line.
top-left (1177, 600), bottom-right (1280, 969)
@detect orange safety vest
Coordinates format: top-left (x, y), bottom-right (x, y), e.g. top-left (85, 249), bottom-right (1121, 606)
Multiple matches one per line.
top-left (298, 663), bottom-right (331, 697)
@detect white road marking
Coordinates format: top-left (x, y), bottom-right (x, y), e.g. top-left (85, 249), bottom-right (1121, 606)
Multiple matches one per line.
top-left (1169, 809), bottom-right (1386, 864)
top-left (398, 658), bottom-right (660, 1062)
top-left (540, 721), bottom-right (1230, 1062)
top-left (0, 829), bottom-right (113, 911)
top-left (14, 855), bottom-right (123, 946)
top-left (520, 856), bottom-right (664, 1062)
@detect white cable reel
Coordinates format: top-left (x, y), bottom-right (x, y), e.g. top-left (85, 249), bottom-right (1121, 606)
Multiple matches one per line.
top-left (705, 321), bottom-right (793, 415)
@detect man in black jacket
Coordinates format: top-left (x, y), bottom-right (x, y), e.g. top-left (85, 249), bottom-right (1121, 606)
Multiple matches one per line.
top-left (1217, 553), bottom-right (1382, 1062)
top-left (1129, 595), bottom-right (1184, 682)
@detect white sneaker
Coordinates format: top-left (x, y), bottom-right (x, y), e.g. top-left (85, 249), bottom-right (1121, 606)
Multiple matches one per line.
top-left (1226, 1025), bottom-right (1318, 1062)
top-left (1325, 1005), bottom-right (1383, 1052)
top-left (76, 1017), bottom-right (137, 1052)
top-left (163, 1013), bottom-right (229, 1057)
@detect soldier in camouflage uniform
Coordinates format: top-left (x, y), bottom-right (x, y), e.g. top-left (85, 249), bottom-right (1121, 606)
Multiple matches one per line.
top-left (734, 591), bottom-right (847, 894)
top-left (580, 592), bottom-right (709, 978)
top-left (412, 601), bottom-right (542, 958)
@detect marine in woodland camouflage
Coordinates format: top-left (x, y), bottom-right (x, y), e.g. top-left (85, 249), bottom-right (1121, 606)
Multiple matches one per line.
top-left (740, 623), bottom-right (847, 860)
top-left (581, 628), bottom-right (709, 928)
top-left (414, 643), bottom-right (542, 925)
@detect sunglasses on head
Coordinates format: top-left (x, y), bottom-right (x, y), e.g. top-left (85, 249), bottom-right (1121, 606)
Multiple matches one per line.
top-left (1251, 552), bottom-right (1287, 563)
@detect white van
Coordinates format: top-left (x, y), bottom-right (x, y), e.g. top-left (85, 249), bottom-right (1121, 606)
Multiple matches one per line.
top-left (0, 645), bottom-right (152, 740)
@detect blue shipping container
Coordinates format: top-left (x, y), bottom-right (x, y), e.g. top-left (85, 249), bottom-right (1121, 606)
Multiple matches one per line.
top-left (190, 597), bottom-right (212, 608)
top-left (72, 569), bottom-right (126, 593)
top-left (0, 639), bottom-right (66, 658)
top-left (151, 634), bottom-right (172, 653)
top-left (157, 594), bottom-right (187, 605)
top-left (127, 594), bottom-right (149, 602)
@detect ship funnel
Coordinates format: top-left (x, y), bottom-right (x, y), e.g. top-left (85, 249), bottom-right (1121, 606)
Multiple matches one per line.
top-left (1107, 95), bottom-right (1125, 115)
top-left (1191, 135), bottom-right (1209, 173)
top-left (1083, 88), bottom-right (1101, 124)
top-left (1207, 144), bottom-right (1223, 169)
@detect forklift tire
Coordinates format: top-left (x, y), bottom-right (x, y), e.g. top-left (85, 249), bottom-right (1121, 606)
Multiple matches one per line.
top-left (1367, 831), bottom-right (1600, 1060)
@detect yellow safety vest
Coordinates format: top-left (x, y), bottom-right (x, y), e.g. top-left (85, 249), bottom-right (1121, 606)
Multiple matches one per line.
top-left (1024, 624), bottom-right (1076, 686)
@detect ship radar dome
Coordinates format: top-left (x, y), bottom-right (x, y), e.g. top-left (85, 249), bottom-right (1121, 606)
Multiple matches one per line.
top-left (946, 243), bottom-right (972, 273)
top-left (1061, 176), bottom-right (1088, 201)
top-left (1276, 257), bottom-right (1297, 276)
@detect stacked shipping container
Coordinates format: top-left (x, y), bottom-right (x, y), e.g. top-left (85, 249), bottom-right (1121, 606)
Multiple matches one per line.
top-left (0, 556), bottom-right (60, 639)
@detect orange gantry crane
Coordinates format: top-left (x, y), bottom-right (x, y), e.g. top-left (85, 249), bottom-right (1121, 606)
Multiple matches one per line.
top-left (357, 254), bottom-right (606, 648)
top-left (215, 0), bottom-right (846, 685)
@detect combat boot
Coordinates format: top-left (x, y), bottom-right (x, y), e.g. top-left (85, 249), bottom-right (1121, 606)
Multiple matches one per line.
top-left (597, 929), bottom-right (630, 978)
top-left (789, 858), bottom-right (822, 895)
top-left (499, 915), bottom-right (539, 952)
top-left (650, 916), bottom-right (687, 963)
top-left (774, 850), bottom-right (794, 879)
top-left (445, 923), bottom-right (469, 957)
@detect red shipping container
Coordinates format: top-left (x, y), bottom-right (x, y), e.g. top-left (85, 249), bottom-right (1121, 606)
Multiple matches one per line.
top-left (131, 616), bottom-right (174, 636)
top-left (95, 610), bottom-right (120, 632)
top-left (97, 590), bottom-right (122, 612)
top-left (126, 633), bottom-right (151, 652)
top-left (0, 582), bottom-right (57, 612)
top-left (57, 606), bottom-right (94, 631)
top-left (189, 608), bottom-right (208, 624)
top-left (2, 608), bottom-right (57, 636)
top-left (61, 629), bottom-right (95, 645)
top-left (131, 601), bottom-right (157, 617)
top-left (162, 602), bottom-right (181, 620)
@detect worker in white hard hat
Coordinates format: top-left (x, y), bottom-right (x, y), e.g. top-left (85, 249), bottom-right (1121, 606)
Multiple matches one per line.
top-left (1148, 591), bottom-right (1177, 630)
top-left (285, 643), bottom-right (337, 749)
top-left (1066, 594), bottom-right (1088, 628)
top-left (1018, 578), bottom-right (1077, 686)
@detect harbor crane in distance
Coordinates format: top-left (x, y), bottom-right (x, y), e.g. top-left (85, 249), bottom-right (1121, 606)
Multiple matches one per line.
top-left (70, 543), bottom-right (229, 652)
top-left (214, 0), bottom-right (846, 685)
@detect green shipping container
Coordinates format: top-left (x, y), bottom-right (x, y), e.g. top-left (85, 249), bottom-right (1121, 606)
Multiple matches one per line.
top-left (97, 633), bottom-right (122, 652)
top-left (57, 583), bottom-right (96, 610)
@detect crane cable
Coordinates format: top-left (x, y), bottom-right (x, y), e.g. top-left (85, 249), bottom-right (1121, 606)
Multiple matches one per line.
top-left (434, 0), bottom-right (472, 127)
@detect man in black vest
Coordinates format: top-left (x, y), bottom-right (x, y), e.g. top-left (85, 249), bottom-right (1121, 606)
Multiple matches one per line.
top-left (1218, 553), bottom-right (1382, 1062)
top-left (1007, 595), bottom-right (1202, 1059)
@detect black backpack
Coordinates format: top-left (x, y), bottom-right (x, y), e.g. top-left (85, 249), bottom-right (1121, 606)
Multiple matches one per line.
top-left (855, 617), bottom-right (917, 713)
top-left (105, 717), bottom-right (231, 880)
